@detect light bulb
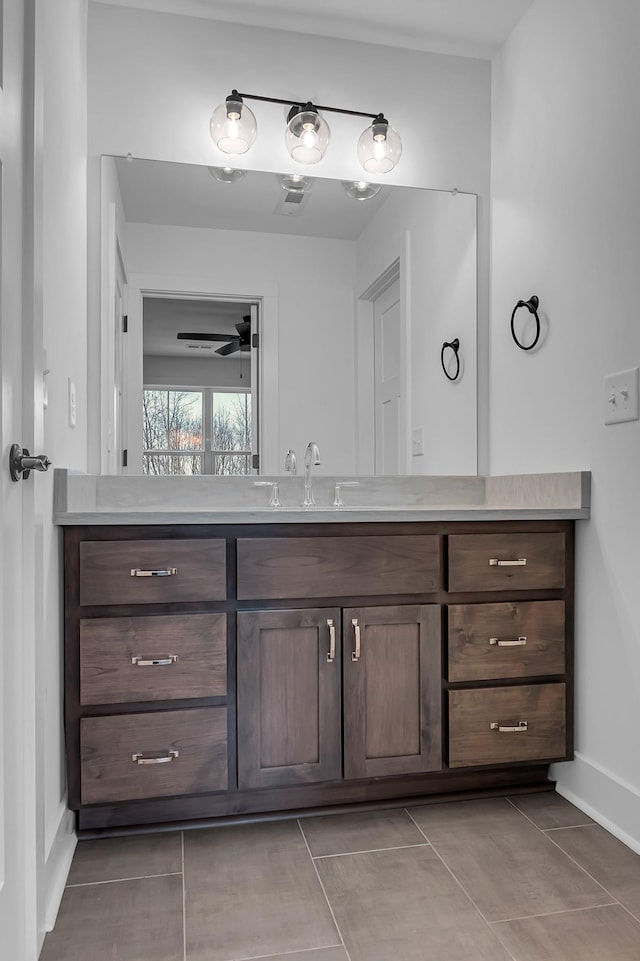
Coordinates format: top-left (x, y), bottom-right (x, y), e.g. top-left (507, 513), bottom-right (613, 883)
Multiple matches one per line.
top-left (210, 92), bottom-right (257, 155)
top-left (357, 116), bottom-right (402, 174)
top-left (285, 106), bottom-right (330, 165)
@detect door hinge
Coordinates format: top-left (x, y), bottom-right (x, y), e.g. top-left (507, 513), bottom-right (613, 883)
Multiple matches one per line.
top-left (123, 315), bottom-right (128, 333)
top-left (122, 449), bottom-right (128, 468)
top-left (251, 453), bottom-right (259, 470)
top-left (251, 332), bottom-right (259, 348)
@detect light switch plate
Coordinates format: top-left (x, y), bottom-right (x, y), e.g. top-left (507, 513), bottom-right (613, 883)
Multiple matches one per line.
top-left (68, 378), bottom-right (77, 428)
top-left (412, 426), bottom-right (424, 456)
top-left (604, 367), bottom-right (639, 425)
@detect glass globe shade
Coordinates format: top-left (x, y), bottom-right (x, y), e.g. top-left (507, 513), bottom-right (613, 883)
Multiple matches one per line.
top-left (341, 180), bottom-right (382, 200)
top-left (357, 120), bottom-right (402, 174)
top-left (285, 108), bottom-right (330, 165)
top-left (210, 99), bottom-right (257, 155)
top-left (208, 166), bottom-right (247, 184)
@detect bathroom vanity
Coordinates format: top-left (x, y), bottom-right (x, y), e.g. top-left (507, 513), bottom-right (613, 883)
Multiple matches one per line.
top-left (56, 471), bottom-right (589, 834)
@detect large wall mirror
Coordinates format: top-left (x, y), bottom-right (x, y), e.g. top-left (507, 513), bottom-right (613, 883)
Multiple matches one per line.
top-left (101, 155), bottom-right (477, 477)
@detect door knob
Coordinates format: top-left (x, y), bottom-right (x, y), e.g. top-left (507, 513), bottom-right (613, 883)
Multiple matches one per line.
top-left (9, 444), bottom-right (52, 482)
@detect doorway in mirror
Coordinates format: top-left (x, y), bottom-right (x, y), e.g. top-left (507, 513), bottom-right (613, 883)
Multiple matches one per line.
top-left (140, 295), bottom-right (259, 475)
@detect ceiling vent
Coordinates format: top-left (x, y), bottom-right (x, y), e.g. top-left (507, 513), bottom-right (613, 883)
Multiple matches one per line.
top-left (275, 189), bottom-right (308, 216)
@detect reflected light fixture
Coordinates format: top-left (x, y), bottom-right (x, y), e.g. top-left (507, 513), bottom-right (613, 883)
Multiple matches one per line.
top-left (342, 180), bottom-right (382, 201)
top-left (278, 173), bottom-right (313, 193)
top-left (208, 166), bottom-right (247, 183)
top-left (210, 89), bottom-right (402, 172)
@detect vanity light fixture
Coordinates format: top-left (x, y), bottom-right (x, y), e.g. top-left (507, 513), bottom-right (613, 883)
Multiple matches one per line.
top-left (210, 90), bottom-right (402, 172)
top-left (342, 180), bottom-right (382, 201)
top-left (208, 166), bottom-right (247, 184)
top-left (278, 173), bottom-right (313, 193)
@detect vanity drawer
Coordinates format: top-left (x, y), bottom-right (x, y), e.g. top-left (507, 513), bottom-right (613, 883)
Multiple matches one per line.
top-left (80, 707), bottom-right (228, 803)
top-left (236, 535), bottom-right (440, 600)
top-left (79, 613), bottom-right (227, 705)
top-left (448, 533), bottom-right (565, 592)
top-left (79, 538), bottom-right (227, 606)
top-left (448, 683), bottom-right (566, 768)
top-left (448, 601), bottom-right (565, 682)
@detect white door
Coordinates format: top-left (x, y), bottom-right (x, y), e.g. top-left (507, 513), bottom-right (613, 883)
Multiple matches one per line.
top-left (374, 279), bottom-right (403, 473)
top-left (0, 1), bottom-right (39, 957)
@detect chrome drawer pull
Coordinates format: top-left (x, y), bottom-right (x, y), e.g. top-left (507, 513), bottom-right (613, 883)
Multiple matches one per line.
top-left (489, 558), bottom-right (527, 567)
top-left (327, 618), bottom-right (336, 663)
top-left (131, 655), bottom-right (179, 667)
top-left (130, 567), bottom-right (177, 577)
top-left (490, 721), bottom-right (528, 733)
top-left (352, 618), bottom-right (361, 662)
top-left (132, 750), bottom-right (179, 765)
top-left (489, 636), bottom-right (527, 647)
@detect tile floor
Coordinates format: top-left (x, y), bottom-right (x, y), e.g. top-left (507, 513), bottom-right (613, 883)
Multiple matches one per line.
top-left (40, 792), bottom-right (640, 961)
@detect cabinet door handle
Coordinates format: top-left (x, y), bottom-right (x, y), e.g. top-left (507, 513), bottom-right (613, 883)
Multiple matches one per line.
top-left (351, 618), bottom-right (361, 662)
top-left (131, 750), bottom-right (179, 764)
top-left (130, 567), bottom-right (177, 577)
top-left (490, 721), bottom-right (528, 733)
top-left (326, 619), bottom-right (336, 662)
top-left (489, 558), bottom-right (527, 567)
top-left (489, 636), bottom-right (527, 647)
top-left (131, 655), bottom-right (179, 667)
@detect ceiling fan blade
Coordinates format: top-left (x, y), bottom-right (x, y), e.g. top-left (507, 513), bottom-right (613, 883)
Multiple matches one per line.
top-left (216, 340), bottom-right (240, 356)
top-left (177, 331), bottom-right (239, 342)
top-left (235, 321), bottom-right (251, 337)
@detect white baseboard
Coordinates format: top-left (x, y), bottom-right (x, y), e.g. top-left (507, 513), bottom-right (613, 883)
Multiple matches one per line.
top-left (551, 753), bottom-right (640, 855)
top-left (45, 807), bottom-right (77, 931)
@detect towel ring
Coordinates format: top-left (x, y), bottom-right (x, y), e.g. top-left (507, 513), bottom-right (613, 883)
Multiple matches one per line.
top-left (510, 295), bottom-right (541, 351)
top-left (441, 338), bottom-right (461, 381)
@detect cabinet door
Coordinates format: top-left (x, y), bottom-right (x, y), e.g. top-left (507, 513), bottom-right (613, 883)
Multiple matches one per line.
top-left (343, 605), bottom-right (442, 779)
top-left (237, 609), bottom-right (342, 789)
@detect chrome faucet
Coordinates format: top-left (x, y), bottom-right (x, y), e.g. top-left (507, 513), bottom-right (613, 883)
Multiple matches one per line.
top-left (303, 442), bottom-right (321, 507)
top-left (284, 449), bottom-right (297, 476)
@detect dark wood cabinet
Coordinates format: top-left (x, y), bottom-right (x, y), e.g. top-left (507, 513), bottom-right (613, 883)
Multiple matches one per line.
top-left (63, 518), bottom-right (574, 833)
top-left (237, 609), bottom-right (342, 788)
top-left (342, 605), bottom-right (441, 779)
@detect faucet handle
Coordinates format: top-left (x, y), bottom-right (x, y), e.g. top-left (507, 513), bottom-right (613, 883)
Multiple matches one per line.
top-left (254, 481), bottom-right (281, 508)
top-left (333, 481), bottom-right (360, 508)
top-left (284, 449), bottom-right (297, 475)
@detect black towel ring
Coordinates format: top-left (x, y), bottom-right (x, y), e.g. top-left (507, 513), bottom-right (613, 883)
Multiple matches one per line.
top-left (441, 338), bottom-right (461, 381)
top-left (510, 295), bottom-right (541, 350)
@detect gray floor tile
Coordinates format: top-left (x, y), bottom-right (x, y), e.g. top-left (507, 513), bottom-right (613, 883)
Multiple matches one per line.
top-left (300, 808), bottom-right (427, 857)
top-left (507, 791), bottom-right (594, 829)
top-left (40, 875), bottom-right (183, 961)
top-left (493, 904), bottom-right (640, 960)
top-left (67, 832), bottom-right (183, 885)
top-left (184, 820), bottom-right (338, 961)
top-left (429, 823), bottom-right (612, 921)
top-left (410, 796), bottom-right (530, 841)
top-left (316, 845), bottom-right (514, 961)
top-left (550, 824), bottom-right (640, 918)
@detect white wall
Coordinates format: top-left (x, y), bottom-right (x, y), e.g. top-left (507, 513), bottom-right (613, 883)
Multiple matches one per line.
top-left (356, 188), bottom-right (477, 475)
top-left (86, 1), bottom-right (491, 474)
top-left (126, 222), bottom-right (357, 474)
top-left (144, 355), bottom-right (245, 388)
top-left (491, 0), bottom-right (640, 849)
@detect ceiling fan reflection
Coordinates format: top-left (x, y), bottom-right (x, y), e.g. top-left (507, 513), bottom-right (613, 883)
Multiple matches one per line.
top-left (177, 317), bottom-right (251, 355)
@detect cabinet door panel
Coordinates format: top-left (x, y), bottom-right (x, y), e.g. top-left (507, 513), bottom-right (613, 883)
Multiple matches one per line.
top-left (343, 605), bottom-right (442, 779)
top-left (237, 609), bottom-right (342, 788)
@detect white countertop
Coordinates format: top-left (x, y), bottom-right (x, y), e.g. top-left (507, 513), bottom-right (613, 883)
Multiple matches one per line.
top-left (53, 470), bottom-right (591, 524)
